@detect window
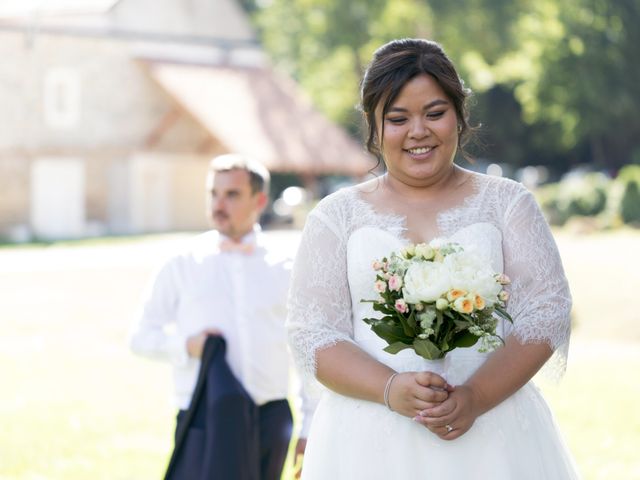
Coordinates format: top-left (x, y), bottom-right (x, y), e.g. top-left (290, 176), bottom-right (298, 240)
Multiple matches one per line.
top-left (43, 67), bottom-right (81, 129)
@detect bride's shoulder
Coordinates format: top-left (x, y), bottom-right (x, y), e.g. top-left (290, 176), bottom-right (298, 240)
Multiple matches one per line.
top-left (466, 171), bottom-right (540, 224)
top-left (307, 180), bottom-right (381, 232)
top-left (308, 184), bottom-right (360, 223)
top-left (313, 179), bottom-right (376, 212)
top-left (469, 170), bottom-right (529, 201)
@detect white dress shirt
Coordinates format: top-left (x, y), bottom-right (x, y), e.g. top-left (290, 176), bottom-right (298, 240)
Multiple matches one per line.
top-left (129, 226), bottom-right (314, 436)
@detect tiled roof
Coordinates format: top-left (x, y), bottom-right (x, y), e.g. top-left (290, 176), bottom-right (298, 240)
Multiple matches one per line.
top-left (143, 60), bottom-right (373, 175)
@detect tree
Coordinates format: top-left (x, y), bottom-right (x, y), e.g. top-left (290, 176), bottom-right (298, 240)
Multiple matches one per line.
top-left (466, 0), bottom-right (640, 170)
top-left (256, 0), bottom-right (432, 130)
top-left (253, 0), bottom-right (640, 173)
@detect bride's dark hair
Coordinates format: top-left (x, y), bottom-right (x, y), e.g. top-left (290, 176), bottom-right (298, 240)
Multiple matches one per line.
top-left (360, 38), bottom-right (473, 161)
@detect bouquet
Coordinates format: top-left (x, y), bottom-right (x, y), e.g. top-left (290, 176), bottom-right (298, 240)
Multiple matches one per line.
top-left (362, 240), bottom-right (512, 360)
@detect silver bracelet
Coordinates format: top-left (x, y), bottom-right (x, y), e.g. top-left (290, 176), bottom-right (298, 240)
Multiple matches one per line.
top-left (383, 372), bottom-right (399, 411)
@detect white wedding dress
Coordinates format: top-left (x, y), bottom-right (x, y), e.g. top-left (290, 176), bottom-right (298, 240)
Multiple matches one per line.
top-left (288, 173), bottom-right (581, 479)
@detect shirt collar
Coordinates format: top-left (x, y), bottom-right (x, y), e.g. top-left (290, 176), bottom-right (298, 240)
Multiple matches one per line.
top-left (217, 224), bottom-right (261, 247)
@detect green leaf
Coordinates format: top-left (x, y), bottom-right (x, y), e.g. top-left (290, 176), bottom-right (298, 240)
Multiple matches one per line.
top-left (494, 304), bottom-right (513, 323)
top-left (383, 341), bottom-right (412, 355)
top-left (434, 309), bottom-right (444, 337)
top-left (398, 313), bottom-right (415, 337)
top-left (451, 330), bottom-right (480, 349)
top-left (453, 319), bottom-right (469, 330)
top-left (371, 321), bottom-right (413, 345)
top-left (407, 309), bottom-right (417, 329)
top-left (413, 338), bottom-right (443, 360)
top-left (372, 302), bottom-right (395, 315)
top-left (362, 317), bottom-right (378, 326)
top-left (363, 315), bottom-right (395, 327)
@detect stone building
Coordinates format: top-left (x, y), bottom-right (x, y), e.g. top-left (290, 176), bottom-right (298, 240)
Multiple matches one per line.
top-left (0, 0), bottom-right (372, 240)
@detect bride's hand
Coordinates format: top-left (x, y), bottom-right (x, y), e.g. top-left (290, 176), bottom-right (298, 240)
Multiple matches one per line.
top-left (414, 384), bottom-right (480, 440)
top-left (387, 371), bottom-right (452, 418)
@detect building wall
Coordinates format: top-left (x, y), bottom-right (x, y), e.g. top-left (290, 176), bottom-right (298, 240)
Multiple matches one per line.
top-left (109, 0), bottom-right (256, 41)
top-left (0, 30), bottom-right (218, 240)
top-left (128, 153), bottom-right (211, 234)
top-left (0, 31), bottom-right (208, 151)
top-left (0, 155), bottom-right (30, 241)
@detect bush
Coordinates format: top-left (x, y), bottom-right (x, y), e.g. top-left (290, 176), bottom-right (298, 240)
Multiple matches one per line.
top-left (620, 179), bottom-right (640, 225)
top-left (537, 183), bottom-right (568, 226)
top-left (613, 165), bottom-right (640, 226)
top-left (536, 172), bottom-right (610, 226)
top-left (617, 164), bottom-right (640, 184)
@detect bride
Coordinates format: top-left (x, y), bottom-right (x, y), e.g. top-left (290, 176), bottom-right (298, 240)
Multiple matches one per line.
top-left (287, 38), bottom-right (581, 479)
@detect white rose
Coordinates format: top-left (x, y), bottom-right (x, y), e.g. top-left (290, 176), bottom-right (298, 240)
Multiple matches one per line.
top-left (402, 261), bottom-right (452, 304)
top-left (435, 298), bottom-right (449, 310)
top-left (414, 243), bottom-right (435, 260)
top-left (403, 245), bottom-right (416, 257)
top-left (443, 251), bottom-right (501, 305)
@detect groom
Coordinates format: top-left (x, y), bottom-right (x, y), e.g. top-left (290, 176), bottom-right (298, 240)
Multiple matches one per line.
top-left (129, 154), bottom-right (313, 479)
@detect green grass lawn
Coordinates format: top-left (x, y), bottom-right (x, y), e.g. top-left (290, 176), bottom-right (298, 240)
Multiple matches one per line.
top-left (0, 229), bottom-right (638, 479)
top-left (537, 342), bottom-right (640, 480)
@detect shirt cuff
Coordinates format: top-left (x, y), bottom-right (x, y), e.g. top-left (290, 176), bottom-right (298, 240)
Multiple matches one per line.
top-left (166, 334), bottom-right (190, 367)
top-left (298, 416), bottom-right (311, 439)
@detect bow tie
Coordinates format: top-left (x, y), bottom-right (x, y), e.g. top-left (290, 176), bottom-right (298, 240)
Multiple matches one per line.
top-left (219, 239), bottom-right (255, 255)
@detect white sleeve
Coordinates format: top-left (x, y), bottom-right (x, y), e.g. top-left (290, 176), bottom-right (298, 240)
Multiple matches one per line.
top-left (128, 258), bottom-right (190, 367)
top-left (286, 207), bottom-right (355, 382)
top-left (502, 188), bottom-right (572, 377)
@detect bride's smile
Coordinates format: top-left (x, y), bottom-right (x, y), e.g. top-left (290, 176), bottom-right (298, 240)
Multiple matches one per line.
top-left (377, 74), bottom-right (460, 190)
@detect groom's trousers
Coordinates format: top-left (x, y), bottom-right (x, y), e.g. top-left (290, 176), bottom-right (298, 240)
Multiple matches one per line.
top-left (164, 336), bottom-right (292, 480)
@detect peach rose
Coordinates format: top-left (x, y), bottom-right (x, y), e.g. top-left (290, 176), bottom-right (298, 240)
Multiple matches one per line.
top-left (453, 296), bottom-right (474, 314)
top-left (446, 289), bottom-right (467, 302)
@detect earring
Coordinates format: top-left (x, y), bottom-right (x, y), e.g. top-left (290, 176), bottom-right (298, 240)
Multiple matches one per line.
top-left (457, 124), bottom-right (462, 133)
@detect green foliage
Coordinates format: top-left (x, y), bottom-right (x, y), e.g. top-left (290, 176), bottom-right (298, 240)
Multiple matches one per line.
top-left (617, 164), bottom-right (640, 184)
top-left (537, 173), bottom-right (610, 225)
top-left (620, 181), bottom-right (640, 224)
top-left (618, 165), bottom-right (640, 224)
top-left (256, 0), bottom-right (433, 129)
top-left (516, 0), bottom-right (640, 168)
top-left (536, 166), bottom-right (640, 227)
top-left (253, 0), bottom-right (640, 172)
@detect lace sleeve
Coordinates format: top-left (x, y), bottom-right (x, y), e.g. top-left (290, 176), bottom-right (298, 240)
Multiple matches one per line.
top-left (502, 187), bottom-right (572, 379)
top-left (287, 205), bottom-right (354, 381)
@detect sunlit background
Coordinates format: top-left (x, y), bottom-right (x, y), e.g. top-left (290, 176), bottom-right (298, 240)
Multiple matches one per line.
top-left (0, 0), bottom-right (638, 479)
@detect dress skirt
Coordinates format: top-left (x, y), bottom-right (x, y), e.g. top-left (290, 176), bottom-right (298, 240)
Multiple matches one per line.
top-left (301, 355), bottom-right (580, 480)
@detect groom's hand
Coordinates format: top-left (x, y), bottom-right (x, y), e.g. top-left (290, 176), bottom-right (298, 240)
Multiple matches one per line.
top-left (186, 328), bottom-right (222, 358)
top-left (293, 438), bottom-right (307, 479)
top-left (387, 372), bottom-right (452, 418)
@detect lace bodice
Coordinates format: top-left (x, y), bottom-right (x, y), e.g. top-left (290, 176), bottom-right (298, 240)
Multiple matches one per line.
top-left (287, 172), bottom-right (572, 383)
